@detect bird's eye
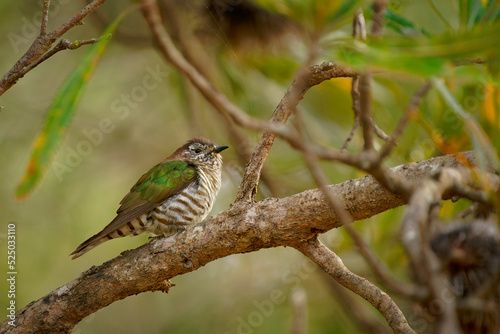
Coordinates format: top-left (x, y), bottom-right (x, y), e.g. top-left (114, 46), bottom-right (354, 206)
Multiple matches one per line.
top-left (194, 148), bottom-right (202, 154)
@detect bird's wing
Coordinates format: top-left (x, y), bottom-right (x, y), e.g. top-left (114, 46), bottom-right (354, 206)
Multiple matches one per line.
top-left (70, 160), bottom-right (197, 257)
top-left (123, 160), bottom-right (196, 204)
top-left (105, 159), bottom-right (197, 232)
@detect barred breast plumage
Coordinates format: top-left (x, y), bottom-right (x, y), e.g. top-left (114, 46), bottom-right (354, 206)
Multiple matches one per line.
top-left (146, 164), bottom-right (222, 236)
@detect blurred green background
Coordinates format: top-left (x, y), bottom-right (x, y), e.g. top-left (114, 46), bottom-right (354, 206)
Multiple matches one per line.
top-left (1, 0), bottom-right (498, 333)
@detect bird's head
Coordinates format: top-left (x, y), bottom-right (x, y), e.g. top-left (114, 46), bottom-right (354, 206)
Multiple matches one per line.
top-left (170, 137), bottom-right (228, 168)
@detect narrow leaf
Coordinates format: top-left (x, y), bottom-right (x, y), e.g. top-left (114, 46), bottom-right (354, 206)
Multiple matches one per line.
top-left (16, 8), bottom-right (134, 200)
top-left (432, 77), bottom-right (500, 172)
top-left (385, 9), bottom-right (430, 37)
top-left (334, 22), bottom-right (500, 76)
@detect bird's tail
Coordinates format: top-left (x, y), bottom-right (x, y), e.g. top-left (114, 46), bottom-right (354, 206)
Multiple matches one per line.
top-left (70, 217), bottom-right (148, 259)
top-left (70, 232), bottom-right (111, 260)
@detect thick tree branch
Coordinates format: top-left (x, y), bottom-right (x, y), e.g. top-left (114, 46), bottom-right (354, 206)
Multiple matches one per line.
top-left (0, 152), bottom-right (477, 333)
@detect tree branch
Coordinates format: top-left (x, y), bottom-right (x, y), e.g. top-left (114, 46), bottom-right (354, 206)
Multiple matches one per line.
top-left (296, 238), bottom-right (416, 334)
top-left (40, 0), bottom-right (50, 35)
top-left (22, 38), bottom-right (99, 75)
top-left (343, 223), bottom-right (427, 299)
top-left (342, 8), bottom-right (391, 152)
top-left (235, 62), bottom-right (357, 203)
top-left (379, 82), bottom-right (432, 159)
top-left (322, 273), bottom-right (390, 333)
top-left (0, 0), bottom-right (108, 96)
top-left (371, 0), bottom-right (387, 37)
top-left (359, 73), bottom-right (375, 151)
top-left (0, 152), bottom-right (478, 333)
top-left (290, 288), bottom-right (308, 334)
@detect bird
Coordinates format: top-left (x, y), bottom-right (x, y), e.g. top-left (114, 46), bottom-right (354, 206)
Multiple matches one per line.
top-left (70, 137), bottom-right (228, 259)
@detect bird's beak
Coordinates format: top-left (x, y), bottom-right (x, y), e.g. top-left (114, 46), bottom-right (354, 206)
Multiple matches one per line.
top-left (213, 145), bottom-right (229, 154)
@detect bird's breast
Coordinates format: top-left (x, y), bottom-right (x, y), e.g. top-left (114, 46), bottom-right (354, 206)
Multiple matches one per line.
top-left (151, 168), bottom-right (222, 228)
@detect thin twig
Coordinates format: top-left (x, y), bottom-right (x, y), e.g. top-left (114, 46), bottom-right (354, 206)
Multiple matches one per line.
top-left (341, 77), bottom-right (360, 152)
top-left (322, 272), bottom-right (391, 333)
top-left (224, 115), bottom-right (282, 197)
top-left (359, 73), bottom-right (374, 151)
top-left (427, 0), bottom-right (454, 32)
top-left (40, 0), bottom-right (51, 35)
top-left (343, 223), bottom-right (427, 300)
top-left (23, 38), bottom-right (98, 74)
top-left (353, 10), bottom-right (377, 152)
top-left (49, 0), bottom-right (108, 39)
top-left (371, 0), bottom-right (387, 37)
top-left (346, 8), bottom-right (391, 150)
top-left (380, 82), bottom-right (432, 159)
top-left (342, 10), bottom-right (364, 153)
top-left (0, 0), bottom-right (108, 96)
top-left (290, 288), bottom-right (308, 334)
top-left (341, 118), bottom-right (360, 152)
top-left (353, 8), bottom-right (367, 40)
top-left (370, 118), bottom-right (392, 142)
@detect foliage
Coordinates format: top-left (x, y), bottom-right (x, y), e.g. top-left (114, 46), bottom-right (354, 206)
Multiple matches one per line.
top-left (15, 8), bottom-right (133, 200)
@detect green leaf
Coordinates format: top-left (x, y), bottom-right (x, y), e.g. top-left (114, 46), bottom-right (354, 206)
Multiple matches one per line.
top-left (483, 0), bottom-right (500, 23)
top-left (432, 77), bottom-right (500, 171)
top-left (459, 0), bottom-right (500, 29)
top-left (464, 0), bottom-right (483, 29)
top-left (324, 0), bottom-right (362, 28)
top-left (337, 44), bottom-right (446, 76)
top-left (333, 22), bottom-right (500, 76)
top-left (15, 7), bottom-right (135, 200)
top-left (385, 9), bottom-right (431, 37)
